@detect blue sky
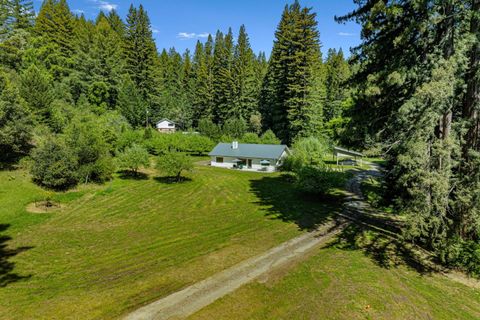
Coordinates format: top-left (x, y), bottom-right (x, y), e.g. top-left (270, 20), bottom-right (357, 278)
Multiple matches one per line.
top-left (34, 0), bottom-right (361, 57)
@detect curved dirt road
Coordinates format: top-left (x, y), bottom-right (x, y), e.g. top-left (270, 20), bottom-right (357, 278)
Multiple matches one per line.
top-left (124, 165), bottom-right (379, 320)
top-left (124, 219), bottom-right (346, 320)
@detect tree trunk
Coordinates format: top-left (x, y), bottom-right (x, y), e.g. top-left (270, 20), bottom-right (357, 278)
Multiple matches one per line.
top-left (439, 1), bottom-right (454, 143)
top-left (458, 0), bottom-right (480, 239)
top-left (462, 0), bottom-right (480, 159)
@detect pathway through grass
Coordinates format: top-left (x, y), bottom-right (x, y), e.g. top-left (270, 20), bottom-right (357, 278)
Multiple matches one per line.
top-left (189, 232), bottom-right (480, 320)
top-left (0, 165), bottom-right (341, 319)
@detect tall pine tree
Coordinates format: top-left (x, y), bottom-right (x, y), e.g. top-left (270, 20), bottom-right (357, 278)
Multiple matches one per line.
top-left (232, 25), bottom-right (257, 121)
top-left (261, 1), bottom-right (324, 143)
top-left (124, 4), bottom-right (159, 103)
top-left (192, 40), bottom-right (214, 124)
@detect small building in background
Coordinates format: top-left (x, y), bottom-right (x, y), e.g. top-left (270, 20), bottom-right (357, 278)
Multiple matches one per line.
top-left (209, 141), bottom-right (290, 172)
top-left (156, 119), bottom-right (176, 133)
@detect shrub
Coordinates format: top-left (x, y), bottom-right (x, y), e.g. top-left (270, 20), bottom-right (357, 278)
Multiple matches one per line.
top-left (439, 238), bottom-right (480, 277)
top-left (31, 138), bottom-right (79, 189)
top-left (116, 144), bottom-right (150, 175)
top-left (260, 129), bottom-right (280, 144)
top-left (156, 152), bottom-right (193, 182)
top-left (64, 113), bottom-right (115, 183)
top-left (241, 132), bottom-right (260, 144)
top-left (280, 155), bottom-right (299, 172)
top-left (295, 165), bottom-right (330, 194)
top-left (87, 155), bottom-right (116, 182)
top-left (295, 165), bottom-right (348, 196)
top-left (96, 111), bottom-right (132, 151)
top-left (289, 136), bottom-right (330, 172)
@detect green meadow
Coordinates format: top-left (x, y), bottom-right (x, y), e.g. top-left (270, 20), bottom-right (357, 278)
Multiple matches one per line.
top-left (190, 225), bottom-right (480, 320)
top-left (0, 164), bottom-right (339, 319)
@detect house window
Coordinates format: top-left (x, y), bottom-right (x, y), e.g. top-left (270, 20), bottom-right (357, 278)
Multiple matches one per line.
top-left (216, 157), bottom-right (224, 163)
top-left (168, 123), bottom-right (174, 127)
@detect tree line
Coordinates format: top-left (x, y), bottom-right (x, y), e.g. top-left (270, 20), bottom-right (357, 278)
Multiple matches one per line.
top-left (0, 0), bottom-right (352, 157)
top-left (0, 0), bottom-right (352, 191)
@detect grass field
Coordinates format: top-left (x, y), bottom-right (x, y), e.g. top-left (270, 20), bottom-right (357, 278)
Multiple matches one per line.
top-left (190, 225), bottom-right (480, 320)
top-left (2, 161), bottom-right (478, 319)
top-left (0, 163), bottom-right (342, 319)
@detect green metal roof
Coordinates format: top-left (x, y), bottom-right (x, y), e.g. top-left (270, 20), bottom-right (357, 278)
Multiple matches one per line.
top-left (209, 143), bottom-right (289, 160)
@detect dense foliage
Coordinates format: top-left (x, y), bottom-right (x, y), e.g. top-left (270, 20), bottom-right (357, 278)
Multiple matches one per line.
top-left (339, 0), bottom-right (480, 275)
top-left (0, 0), bottom-right (349, 172)
top-left (31, 137), bottom-right (78, 189)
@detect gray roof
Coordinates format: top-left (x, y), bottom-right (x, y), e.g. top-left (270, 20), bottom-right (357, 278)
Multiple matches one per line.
top-left (333, 146), bottom-right (363, 157)
top-left (209, 143), bottom-right (289, 160)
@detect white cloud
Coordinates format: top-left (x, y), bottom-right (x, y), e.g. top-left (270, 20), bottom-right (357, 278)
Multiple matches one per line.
top-left (177, 32), bottom-right (196, 39)
top-left (338, 32), bottom-right (356, 36)
top-left (72, 9), bottom-right (85, 14)
top-left (152, 28), bottom-right (160, 34)
top-left (177, 32), bottom-right (210, 40)
top-left (91, 0), bottom-right (117, 12)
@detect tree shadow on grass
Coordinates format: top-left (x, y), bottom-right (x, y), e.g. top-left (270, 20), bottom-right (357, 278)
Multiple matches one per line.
top-left (249, 174), bottom-right (344, 231)
top-left (0, 152), bottom-right (30, 171)
top-left (154, 176), bottom-right (192, 184)
top-left (0, 224), bottom-right (33, 287)
top-left (118, 171), bottom-right (149, 180)
top-left (328, 224), bottom-right (438, 275)
top-left (0, 162), bottom-right (15, 171)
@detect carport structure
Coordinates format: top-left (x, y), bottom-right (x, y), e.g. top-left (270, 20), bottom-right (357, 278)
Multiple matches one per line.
top-left (333, 146), bottom-right (363, 166)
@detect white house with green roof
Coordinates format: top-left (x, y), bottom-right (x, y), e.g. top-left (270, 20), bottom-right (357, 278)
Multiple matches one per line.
top-left (208, 141), bottom-right (290, 172)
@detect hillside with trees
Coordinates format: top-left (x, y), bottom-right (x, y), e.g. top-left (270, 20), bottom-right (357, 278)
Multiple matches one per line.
top-left (0, 0), bottom-right (354, 189)
top-left (0, 0), bottom-right (352, 153)
top-left (1, 0), bottom-right (479, 291)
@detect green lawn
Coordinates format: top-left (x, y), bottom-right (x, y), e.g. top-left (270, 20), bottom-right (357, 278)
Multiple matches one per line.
top-left (190, 225), bottom-right (480, 320)
top-left (3, 162), bottom-right (477, 319)
top-left (365, 156), bottom-right (387, 166)
top-left (0, 164), bottom-right (341, 319)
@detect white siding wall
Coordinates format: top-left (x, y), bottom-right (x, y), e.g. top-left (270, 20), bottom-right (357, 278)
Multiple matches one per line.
top-left (156, 120), bottom-right (175, 129)
top-left (278, 150), bottom-right (288, 165)
top-left (210, 156), bottom-right (277, 172)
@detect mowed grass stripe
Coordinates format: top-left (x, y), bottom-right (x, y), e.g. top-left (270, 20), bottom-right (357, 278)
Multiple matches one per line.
top-left (35, 220), bottom-right (276, 285)
top-left (0, 165), bottom-right (313, 319)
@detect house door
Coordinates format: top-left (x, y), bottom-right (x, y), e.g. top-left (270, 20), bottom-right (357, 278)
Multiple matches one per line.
top-left (247, 159), bottom-right (252, 168)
